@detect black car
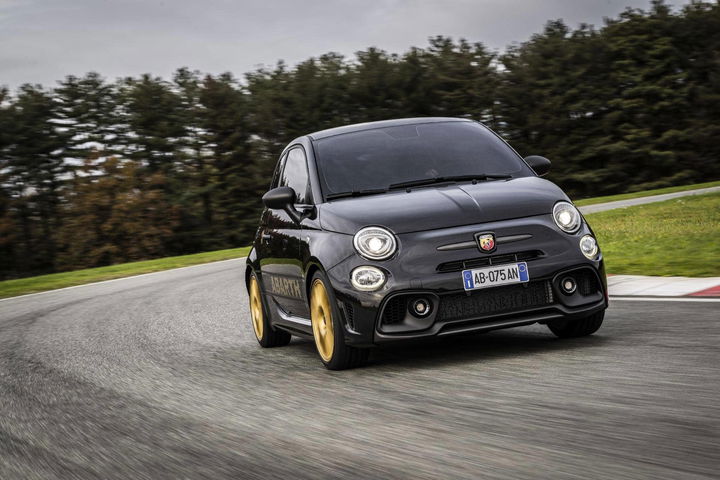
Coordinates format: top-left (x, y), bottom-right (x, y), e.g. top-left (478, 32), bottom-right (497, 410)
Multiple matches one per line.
top-left (245, 118), bottom-right (607, 369)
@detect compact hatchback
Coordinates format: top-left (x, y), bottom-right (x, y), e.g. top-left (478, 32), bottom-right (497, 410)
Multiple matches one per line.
top-left (246, 118), bottom-right (607, 369)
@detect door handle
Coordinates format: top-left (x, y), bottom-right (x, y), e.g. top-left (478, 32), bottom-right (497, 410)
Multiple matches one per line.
top-left (261, 234), bottom-right (272, 242)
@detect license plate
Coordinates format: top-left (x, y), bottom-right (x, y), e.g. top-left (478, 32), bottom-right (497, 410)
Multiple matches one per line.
top-left (462, 262), bottom-right (529, 291)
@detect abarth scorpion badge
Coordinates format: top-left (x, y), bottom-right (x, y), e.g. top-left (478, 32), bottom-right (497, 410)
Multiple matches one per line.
top-left (476, 233), bottom-right (496, 253)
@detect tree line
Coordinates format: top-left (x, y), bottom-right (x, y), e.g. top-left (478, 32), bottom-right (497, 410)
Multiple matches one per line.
top-left (1, 0), bottom-right (718, 279)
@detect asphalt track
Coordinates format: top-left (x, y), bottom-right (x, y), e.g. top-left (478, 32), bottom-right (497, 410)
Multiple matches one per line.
top-left (1, 259), bottom-right (719, 479)
top-left (577, 185), bottom-right (720, 214)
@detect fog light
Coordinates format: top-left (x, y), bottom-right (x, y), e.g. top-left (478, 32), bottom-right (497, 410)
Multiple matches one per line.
top-left (579, 235), bottom-right (599, 259)
top-left (410, 298), bottom-right (431, 317)
top-left (350, 266), bottom-right (386, 291)
top-left (561, 277), bottom-right (577, 294)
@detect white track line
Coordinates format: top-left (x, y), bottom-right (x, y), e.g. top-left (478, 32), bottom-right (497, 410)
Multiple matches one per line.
top-left (0, 257), bottom-right (247, 303)
top-left (609, 296), bottom-right (720, 303)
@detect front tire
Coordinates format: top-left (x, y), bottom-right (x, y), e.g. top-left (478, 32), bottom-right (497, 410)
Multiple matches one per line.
top-left (310, 272), bottom-right (369, 370)
top-left (249, 272), bottom-right (291, 347)
top-left (547, 310), bottom-right (604, 338)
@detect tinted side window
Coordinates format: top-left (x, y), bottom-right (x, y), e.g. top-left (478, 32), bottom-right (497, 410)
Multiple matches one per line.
top-left (280, 148), bottom-right (310, 204)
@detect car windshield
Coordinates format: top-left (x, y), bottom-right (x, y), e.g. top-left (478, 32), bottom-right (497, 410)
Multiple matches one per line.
top-left (313, 121), bottom-right (532, 197)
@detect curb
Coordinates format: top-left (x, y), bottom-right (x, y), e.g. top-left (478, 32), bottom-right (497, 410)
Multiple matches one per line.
top-left (607, 274), bottom-right (720, 298)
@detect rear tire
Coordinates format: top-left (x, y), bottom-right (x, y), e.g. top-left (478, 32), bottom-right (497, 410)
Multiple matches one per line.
top-left (310, 271), bottom-right (370, 370)
top-left (249, 272), bottom-right (292, 348)
top-left (547, 310), bottom-right (604, 338)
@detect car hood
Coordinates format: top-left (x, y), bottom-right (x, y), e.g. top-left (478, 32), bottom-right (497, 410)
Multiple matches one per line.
top-left (318, 177), bottom-right (569, 234)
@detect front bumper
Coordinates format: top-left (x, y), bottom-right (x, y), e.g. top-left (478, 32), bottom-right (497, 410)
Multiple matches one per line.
top-left (326, 214), bottom-right (608, 346)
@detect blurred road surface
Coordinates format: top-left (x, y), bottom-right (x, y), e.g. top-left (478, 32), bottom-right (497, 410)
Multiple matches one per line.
top-left (1, 259), bottom-right (719, 479)
top-left (577, 185), bottom-right (720, 214)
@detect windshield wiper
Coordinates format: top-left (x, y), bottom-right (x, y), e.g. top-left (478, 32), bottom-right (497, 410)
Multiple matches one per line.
top-left (325, 188), bottom-right (388, 200)
top-left (388, 174), bottom-right (512, 190)
top-left (324, 174), bottom-right (513, 199)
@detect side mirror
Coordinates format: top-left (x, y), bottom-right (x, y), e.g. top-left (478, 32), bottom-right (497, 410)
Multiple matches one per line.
top-left (262, 186), bottom-right (306, 223)
top-left (524, 155), bottom-right (551, 177)
top-left (262, 186), bottom-right (296, 210)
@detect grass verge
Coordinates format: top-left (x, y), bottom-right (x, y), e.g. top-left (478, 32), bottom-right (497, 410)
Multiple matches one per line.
top-left (586, 192), bottom-right (719, 277)
top-left (0, 247), bottom-right (250, 299)
top-left (2, 186), bottom-right (718, 299)
top-left (574, 180), bottom-right (720, 206)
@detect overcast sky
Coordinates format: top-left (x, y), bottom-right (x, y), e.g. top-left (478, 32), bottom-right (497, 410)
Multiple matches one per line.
top-left (0, 0), bottom-right (690, 89)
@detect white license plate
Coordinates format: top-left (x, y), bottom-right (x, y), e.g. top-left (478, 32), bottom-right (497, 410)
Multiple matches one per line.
top-left (462, 262), bottom-right (529, 291)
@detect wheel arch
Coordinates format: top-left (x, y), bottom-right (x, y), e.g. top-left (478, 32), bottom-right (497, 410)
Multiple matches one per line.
top-left (245, 247), bottom-right (260, 292)
top-left (304, 257), bottom-right (325, 301)
top-left (244, 265), bottom-right (254, 292)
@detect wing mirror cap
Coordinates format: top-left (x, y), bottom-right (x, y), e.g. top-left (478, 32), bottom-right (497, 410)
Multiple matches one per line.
top-left (262, 186), bottom-right (296, 209)
top-left (524, 155), bottom-right (551, 177)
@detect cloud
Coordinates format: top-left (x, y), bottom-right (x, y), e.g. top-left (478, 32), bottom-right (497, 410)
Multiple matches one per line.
top-left (0, 0), bottom-right (691, 89)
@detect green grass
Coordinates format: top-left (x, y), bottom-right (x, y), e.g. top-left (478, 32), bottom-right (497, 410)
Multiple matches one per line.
top-left (573, 180), bottom-right (720, 206)
top-left (586, 192), bottom-right (720, 277)
top-left (0, 247), bottom-right (250, 299)
top-left (2, 184), bottom-right (718, 299)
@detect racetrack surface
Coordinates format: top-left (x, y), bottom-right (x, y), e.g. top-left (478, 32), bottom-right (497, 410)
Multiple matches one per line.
top-left (577, 185), bottom-right (720, 214)
top-left (1, 259), bottom-right (718, 479)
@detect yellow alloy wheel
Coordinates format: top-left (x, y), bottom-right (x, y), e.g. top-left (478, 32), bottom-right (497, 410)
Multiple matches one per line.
top-left (249, 276), bottom-right (264, 341)
top-left (310, 279), bottom-right (335, 362)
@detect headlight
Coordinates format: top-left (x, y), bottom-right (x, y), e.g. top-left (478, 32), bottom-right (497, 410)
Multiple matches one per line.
top-left (579, 235), bottom-right (599, 259)
top-left (553, 201), bottom-right (582, 233)
top-left (351, 266), bottom-right (386, 291)
top-left (353, 226), bottom-right (397, 260)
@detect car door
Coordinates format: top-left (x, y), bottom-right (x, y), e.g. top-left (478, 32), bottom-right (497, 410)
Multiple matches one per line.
top-left (260, 147), bottom-right (312, 318)
top-left (255, 151), bottom-right (285, 297)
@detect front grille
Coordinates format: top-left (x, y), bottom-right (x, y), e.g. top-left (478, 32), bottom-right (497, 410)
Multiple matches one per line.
top-left (382, 296), bottom-right (408, 325)
top-left (436, 280), bottom-right (553, 322)
top-left (437, 250), bottom-right (544, 273)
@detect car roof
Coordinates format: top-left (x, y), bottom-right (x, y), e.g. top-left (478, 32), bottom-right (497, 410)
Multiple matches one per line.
top-left (307, 117), bottom-right (474, 140)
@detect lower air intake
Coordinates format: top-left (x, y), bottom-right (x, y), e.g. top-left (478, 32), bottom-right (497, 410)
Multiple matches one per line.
top-left (437, 280), bottom-right (553, 322)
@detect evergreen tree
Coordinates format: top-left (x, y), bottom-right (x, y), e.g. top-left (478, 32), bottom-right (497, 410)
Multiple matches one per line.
top-left (119, 74), bottom-right (186, 254)
top-left (0, 87), bottom-right (18, 276)
top-left (347, 47), bottom-right (404, 122)
top-left (198, 73), bottom-right (257, 246)
top-left (54, 72), bottom-right (123, 172)
top-left (674, 1), bottom-right (720, 182)
top-left (423, 37), bottom-right (499, 124)
top-left (2, 85), bottom-right (67, 275)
